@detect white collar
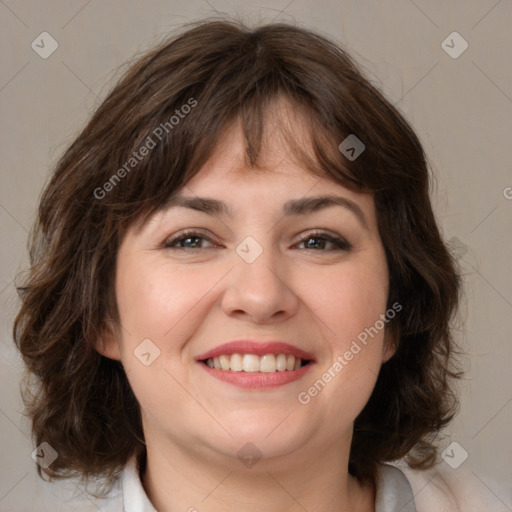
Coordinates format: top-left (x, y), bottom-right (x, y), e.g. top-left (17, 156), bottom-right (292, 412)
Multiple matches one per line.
top-left (121, 455), bottom-right (416, 512)
top-left (122, 455), bottom-right (157, 512)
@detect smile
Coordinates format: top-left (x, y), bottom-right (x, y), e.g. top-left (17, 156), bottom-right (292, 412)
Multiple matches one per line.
top-left (204, 353), bottom-right (309, 372)
top-left (200, 354), bottom-right (314, 389)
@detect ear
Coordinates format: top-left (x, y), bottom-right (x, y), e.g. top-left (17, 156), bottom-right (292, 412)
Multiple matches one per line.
top-left (381, 330), bottom-right (397, 364)
top-left (94, 319), bottom-right (122, 361)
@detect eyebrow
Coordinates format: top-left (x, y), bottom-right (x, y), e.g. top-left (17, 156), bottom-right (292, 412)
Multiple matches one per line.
top-left (164, 194), bottom-right (369, 229)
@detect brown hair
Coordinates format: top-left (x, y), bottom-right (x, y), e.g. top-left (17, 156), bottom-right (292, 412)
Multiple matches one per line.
top-left (13, 17), bottom-right (463, 491)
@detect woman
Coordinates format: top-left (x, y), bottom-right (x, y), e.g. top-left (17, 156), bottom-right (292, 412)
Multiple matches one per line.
top-left (14, 17), bottom-right (490, 511)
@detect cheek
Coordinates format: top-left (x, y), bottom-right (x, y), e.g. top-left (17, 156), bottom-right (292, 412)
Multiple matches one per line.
top-left (113, 258), bottom-right (209, 426)
top-left (115, 257), bottom-right (212, 348)
top-left (306, 253), bottom-right (389, 350)
top-left (298, 251), bottom-right (389, 405)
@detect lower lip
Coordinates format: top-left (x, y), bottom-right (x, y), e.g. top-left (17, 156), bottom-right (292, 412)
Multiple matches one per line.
top-left (199, 362), bottom-right (314, 389)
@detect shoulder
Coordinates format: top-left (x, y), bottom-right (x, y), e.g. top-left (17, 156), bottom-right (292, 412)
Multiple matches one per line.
top-left (391, 460), bottom-right (511, 512)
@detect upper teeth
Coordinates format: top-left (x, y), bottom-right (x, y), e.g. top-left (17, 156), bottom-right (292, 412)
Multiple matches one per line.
top-left (205, 354), bottom-right (303, 372)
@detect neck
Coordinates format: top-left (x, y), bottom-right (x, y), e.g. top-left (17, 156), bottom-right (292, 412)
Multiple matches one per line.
top-left (140, 433), bottom-right (375, 512)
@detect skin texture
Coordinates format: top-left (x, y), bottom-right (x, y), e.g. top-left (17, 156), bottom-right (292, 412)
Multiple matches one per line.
top-left (96, 105), bottom-right (396, 512)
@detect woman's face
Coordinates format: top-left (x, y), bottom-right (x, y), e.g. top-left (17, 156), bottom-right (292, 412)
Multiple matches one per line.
top-left (98, 114), bottom-right (395, 468)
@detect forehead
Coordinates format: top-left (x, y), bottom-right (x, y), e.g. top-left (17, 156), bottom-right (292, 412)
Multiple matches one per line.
top-left (199, 95), bottom-right (329, 175)
top-left (146, 132), bottom-right (376, 241)
top-left (182, 113), bottom-right (368, 209)
top-left (185, 121), bottom-right (318, 190)
top-left (129, 97), bottom-right (377, 234)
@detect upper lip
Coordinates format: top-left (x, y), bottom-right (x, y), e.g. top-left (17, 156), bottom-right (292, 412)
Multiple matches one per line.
top-left (196, 340), bottom-right (315, 361)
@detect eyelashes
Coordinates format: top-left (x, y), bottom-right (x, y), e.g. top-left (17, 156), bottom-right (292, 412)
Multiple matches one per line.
top-left (163, 229), bottom-right (352, 253)
top-left (296, 232), bottom-right (351, 251)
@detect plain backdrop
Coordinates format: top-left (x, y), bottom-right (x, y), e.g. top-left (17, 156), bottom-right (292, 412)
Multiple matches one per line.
top-left (1, 0), bottom-right (511, 510)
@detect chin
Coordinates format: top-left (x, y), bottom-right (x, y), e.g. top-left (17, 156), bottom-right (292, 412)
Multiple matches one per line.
top-left (224, 418), bottom-right (306, 453)
top-left (211, 433), bottom-right (306, 470)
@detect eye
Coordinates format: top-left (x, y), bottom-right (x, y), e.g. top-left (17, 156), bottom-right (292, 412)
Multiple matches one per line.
top-left (295, 231), bottom-right (352, 252)
top-left (163, 230), bottom-right (217, 250)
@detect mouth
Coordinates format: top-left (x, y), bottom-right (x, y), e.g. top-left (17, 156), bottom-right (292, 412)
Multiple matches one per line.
top-left (201, 353), bottom-right (313, 372)
top-left (196, 340), bottom-right (315, 389)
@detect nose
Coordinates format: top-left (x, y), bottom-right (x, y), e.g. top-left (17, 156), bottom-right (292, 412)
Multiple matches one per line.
top-left (220, 244), bottom-right (299, 324)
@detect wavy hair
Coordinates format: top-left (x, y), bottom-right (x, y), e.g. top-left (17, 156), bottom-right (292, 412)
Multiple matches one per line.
top-left (13, 17), bottom-right (463, 491)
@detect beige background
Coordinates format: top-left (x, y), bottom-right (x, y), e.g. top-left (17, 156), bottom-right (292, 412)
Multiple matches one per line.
top-left (1, 0), bottom-right (511, 510)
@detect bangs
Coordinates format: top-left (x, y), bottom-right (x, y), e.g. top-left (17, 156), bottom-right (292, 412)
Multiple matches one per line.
top-left (103, 90), bottom-right (375, 237)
